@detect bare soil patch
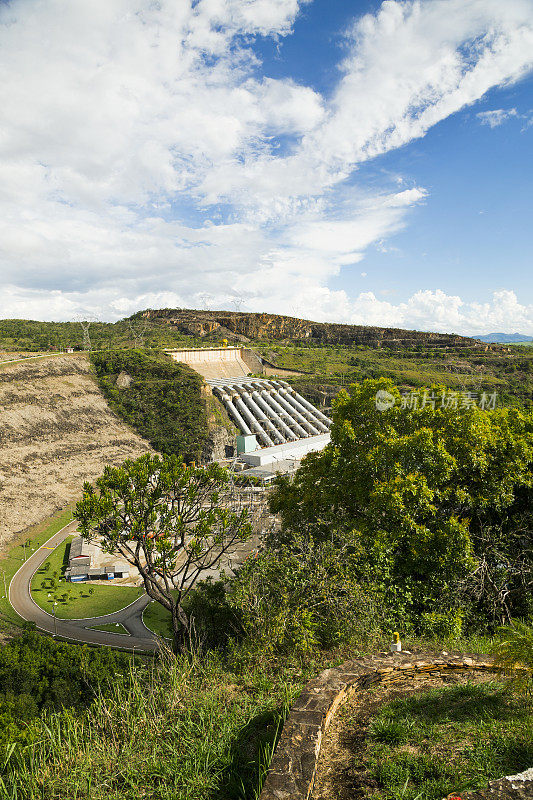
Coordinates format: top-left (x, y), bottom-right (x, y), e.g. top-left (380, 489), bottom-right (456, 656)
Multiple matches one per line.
top-left (0, 355), bottom-right (152, 551)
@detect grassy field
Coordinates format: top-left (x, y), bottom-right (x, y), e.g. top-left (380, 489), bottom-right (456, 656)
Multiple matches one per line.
top-left (358, 681), bottom-right (533, 800)
top-left (30, 538), bottom-right (143, 619)
top-left (0, 505), bottom-right (76, 625)
top-left (142, 600), bottom-right (172, 638)
top-left (1, 647), bottom-right (298, 800)
top-left (89, 623), bottom-right (129, 634)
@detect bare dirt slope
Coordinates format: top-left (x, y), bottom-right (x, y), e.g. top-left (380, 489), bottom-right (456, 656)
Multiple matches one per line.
top-left (0, 354), bottom-right (152, 550)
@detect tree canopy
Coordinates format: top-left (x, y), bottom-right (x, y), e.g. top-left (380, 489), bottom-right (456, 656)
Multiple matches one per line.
top-left (76, 454), bottom-right (258, 652)
top-left (270, 378), bottom-right (533, 627)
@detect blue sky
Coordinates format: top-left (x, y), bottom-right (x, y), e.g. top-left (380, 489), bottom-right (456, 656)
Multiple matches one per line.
top-left (0, 0), bottom-right (532, 334)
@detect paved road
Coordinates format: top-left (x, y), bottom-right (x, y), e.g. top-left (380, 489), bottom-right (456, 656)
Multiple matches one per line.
top-left (9, 521), bottom-right (158, 651)
top-left (0, 352), bottom-right (63, 366)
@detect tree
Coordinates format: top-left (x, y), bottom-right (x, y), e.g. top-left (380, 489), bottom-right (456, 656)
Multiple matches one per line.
top-left (76, 454), bottom-right (257, 653)
top-left (270, 378), bottom-right (533, 626)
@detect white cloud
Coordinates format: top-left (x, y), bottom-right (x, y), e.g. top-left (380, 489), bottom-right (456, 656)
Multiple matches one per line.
top-left (0, 0), bottom-right (532, 328)
top-left (477, 108), bottom-right (519, 126)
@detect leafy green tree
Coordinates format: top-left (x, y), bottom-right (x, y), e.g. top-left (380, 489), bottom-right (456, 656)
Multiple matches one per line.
top-left (270, 378), bottom-right (533, 625)
top-left (76, 454), bottom-right (255, 653)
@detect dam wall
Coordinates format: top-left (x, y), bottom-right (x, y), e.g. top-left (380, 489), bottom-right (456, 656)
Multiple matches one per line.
top-left (165, 347), bottom-right (258, 381)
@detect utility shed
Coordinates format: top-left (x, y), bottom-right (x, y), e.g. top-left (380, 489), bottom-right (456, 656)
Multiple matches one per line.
top-left (68, 536), bottom-right (96, 567)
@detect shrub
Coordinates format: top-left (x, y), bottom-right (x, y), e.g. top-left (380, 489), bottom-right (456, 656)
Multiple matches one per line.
top-left (229, 535), bottom-right (386, 657)
top-left (420, 610), bottom-right (464, 640)
top-left (492, 620), bottom-right (533, 698)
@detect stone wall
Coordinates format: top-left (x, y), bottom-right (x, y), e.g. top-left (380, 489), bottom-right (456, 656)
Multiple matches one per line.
top-left (259, 652), bottom-right (497, 800)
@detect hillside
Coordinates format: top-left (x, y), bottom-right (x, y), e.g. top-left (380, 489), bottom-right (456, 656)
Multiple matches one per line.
top-left (139, 308), bottom-right (495, 350)
top-left (91, 349), bottom-right (214, 462)
top-left (0, 355), bottom-right (152, 549)
top-left (0, 310), bottom-right (532, 416)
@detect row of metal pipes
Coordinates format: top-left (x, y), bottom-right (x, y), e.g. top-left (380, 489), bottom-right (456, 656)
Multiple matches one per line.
top-left (213, 379), bottom-right (330, 448)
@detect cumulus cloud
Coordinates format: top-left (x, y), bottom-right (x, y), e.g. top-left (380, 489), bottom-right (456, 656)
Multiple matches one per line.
top-left (0, 0), bottom-right (532, 331)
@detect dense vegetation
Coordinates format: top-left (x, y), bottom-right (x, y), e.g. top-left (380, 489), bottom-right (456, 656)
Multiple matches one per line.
top-left (262, 339), bottom-right (533, 409)
top-left (91, 349), bottom-right (208, 462)
top-left (0, 645), bottom-right (299, 800)
top-left (0, 630), bottom-right (135, 748)
top-left (269, 378), bottom-right (533, 641)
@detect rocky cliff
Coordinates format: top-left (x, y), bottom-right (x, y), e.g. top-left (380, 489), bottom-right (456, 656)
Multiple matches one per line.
top-left (0, 355), bottom-right (152, 550)
top-left (140, 309), bottom-right (494, 350)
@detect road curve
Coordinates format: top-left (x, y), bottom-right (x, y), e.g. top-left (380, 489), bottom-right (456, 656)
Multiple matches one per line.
top-left (9, 520), bottom-right (159, 652)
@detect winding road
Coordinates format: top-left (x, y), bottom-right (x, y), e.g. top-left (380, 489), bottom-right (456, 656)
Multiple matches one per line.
top-left (9, 521), bottom-right (159, 651)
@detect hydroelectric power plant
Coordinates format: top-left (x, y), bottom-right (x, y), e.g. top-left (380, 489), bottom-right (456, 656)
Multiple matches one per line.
top-left (165, 346), bottom-right (331, 477)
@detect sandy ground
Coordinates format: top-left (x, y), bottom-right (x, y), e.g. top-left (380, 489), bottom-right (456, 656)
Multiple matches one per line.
top-left (0, 354), bottom-right (152, 552)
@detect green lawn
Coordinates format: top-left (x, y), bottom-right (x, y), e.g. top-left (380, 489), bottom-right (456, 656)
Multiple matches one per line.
top-left (30, 538), bottom-right (143, 619)
top-left (0, 505), bottom-right (76, 625)
top-left (89, 623), bottom-right (129, 634)
top-left (356, 681), bottom-right (533, 800)
top-left (142, 600), bottom-right (172, 639)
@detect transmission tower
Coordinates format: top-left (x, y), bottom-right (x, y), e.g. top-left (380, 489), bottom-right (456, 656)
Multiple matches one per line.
top-left (231, 293), bottom-right (245, 313)
top-left (198, 293), bottom-right (213, 311)
top-left (127, 318), bottom-right (148, 348)
top-left (73, 314), bottom-right (98, 351)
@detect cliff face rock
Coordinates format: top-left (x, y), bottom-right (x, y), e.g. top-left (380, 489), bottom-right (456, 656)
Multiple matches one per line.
top-left (0, 355), bottom-right (152, 550)
top-left (140, 309), bottom-right (494, 350)
top-left (202, 427), bottom-right (235, 462)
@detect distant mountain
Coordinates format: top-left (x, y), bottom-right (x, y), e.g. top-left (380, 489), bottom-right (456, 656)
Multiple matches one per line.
top-left (475, 333), bottom-right (533, 344)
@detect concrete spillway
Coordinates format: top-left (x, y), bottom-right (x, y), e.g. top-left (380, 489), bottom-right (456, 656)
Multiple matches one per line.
top-left (209, 378), bottom-right (331, 449)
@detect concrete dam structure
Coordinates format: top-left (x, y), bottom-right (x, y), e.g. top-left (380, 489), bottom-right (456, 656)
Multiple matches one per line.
top-left (166, 346), bottom-right (259, 381)
top-left (166, 347), bottom-right (331, 469)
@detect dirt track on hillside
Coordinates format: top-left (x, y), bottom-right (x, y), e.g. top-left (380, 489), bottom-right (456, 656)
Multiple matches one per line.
top-left (0, 355), bottom-right (152, 551)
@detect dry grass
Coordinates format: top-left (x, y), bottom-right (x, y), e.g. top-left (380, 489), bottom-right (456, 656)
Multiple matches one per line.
top-left (0, 355), bottom-right (152, 551)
